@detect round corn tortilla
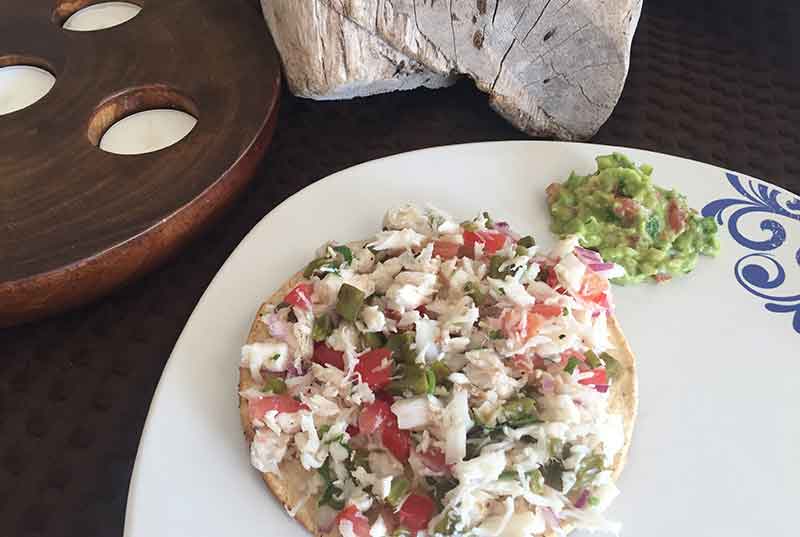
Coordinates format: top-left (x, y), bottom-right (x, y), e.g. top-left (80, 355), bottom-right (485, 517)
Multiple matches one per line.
top-left (239, 268), bottom-right (638, 537)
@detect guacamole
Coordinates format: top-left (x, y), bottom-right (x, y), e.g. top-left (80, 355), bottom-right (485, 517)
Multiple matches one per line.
top-left (546, 153), bottom-right (719, 284)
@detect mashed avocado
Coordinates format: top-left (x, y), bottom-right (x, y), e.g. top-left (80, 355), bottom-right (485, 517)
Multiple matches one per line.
top-left (546, 153), bottom-right (719, 283)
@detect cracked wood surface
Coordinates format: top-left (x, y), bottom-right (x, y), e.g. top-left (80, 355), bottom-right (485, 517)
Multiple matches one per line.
top-left (261, 0), bottom-right (643, 139)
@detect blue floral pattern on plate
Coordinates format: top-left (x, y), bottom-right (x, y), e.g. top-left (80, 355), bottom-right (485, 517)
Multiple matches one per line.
top-left (702, 172), bottom-right (800, 334)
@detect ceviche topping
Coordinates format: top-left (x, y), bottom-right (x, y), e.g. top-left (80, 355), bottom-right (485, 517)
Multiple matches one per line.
top-left (241, 204), bottom-right (627, 536)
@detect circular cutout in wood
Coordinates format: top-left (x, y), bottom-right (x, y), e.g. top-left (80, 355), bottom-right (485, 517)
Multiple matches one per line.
top-left (0, 0), bottom-right (282, 327)
top-left (60, 1), bottom-right (142, 31)
top-left (88, 85), bottom-right (198, 154)
top-left (0, 56), bottom-right (56, 115)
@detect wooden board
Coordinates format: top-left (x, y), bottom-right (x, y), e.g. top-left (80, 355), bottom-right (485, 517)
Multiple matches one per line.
top-left (0, 0), bottom-right (281, 327)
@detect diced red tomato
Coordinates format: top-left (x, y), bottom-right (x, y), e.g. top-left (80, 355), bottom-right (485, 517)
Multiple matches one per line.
top-left (560, 348), bottom-right (587, 367)
top-left (433, 240), bottom-right (460, 260)
top-left (336, 505), bottom-right (371, 537)
top-left (580, 271), bottom-right (610, 308)
top-left (312, 342), bottom-right (345, 370)
top-left (613, 197), bottom-right (640, 223)
top-left (416, 304), bottom-right (430, 317)
top-left (579, 368), bottom-right (608, 386)
top-left (545, 183), bottom-right (562, 205)
top-left (511, 354), bottom-right (535, 374)
top-left (462, 230), bottom-right (507, 256)
top-left (584, 292), bottom-right (610, 309)
top-left (530, 303), bottom-right (563, 318)
top-left (384, 309), bottom-right (402, 321)
top-left (397, 493), bottom-right (436, 532)
top-left (500, 309), bottom-right (543, 341)
top-left (355, 348), bottom-right (393, 389)
top-left (581, 271), bottom-right (609, 297)
top-left (560, 349), bottom-right (591, 374)
top-left (668, 200), bottom-right (686, 234)
top-left (418, 448), bottom-right (449, 474)
top-left (381, 423), bottom-right (411, 463)
top-left (346, 424), bottom-right (360, 437)
top-left (248, 395), bottom-right (304, 420)
top-left (374, 391), bottom-right (395, 405)
top-left (358, 400), bottom-right (394, 435)
top-left (525, 311), bottom-right (544, 339)
top-left (283, 282), bottom-right (313, 310)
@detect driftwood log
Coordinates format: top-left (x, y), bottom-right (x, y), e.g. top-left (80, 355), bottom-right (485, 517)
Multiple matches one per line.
top-left (261, 0), bottom-right (642, 140)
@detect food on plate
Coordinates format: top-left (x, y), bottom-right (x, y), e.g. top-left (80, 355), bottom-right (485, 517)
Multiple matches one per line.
top-left (546, 152), bottom-right (719, 283)
top-left (239, 204), bottom-right (637, 537)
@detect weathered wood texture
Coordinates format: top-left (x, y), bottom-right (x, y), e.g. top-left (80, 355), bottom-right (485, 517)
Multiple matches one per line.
top-left (261, 0), bottom-right (642, 140)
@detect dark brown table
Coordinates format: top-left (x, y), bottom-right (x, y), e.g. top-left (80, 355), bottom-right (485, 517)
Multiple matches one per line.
top-left (1, 1), bottom-right (798, 536)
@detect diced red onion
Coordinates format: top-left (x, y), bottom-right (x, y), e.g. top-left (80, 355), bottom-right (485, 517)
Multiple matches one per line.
top-left (286, 365), bottom-right (304, 378)
top-left (588, 262), bottom-right (615, 272)
top-left (574, 246), bottom-right (603, 264)
top-left (590, 263), bottom-right (626, 280)
top-left (495, 221), bottom-right (521, 241)
top-left (574, 488), bottom-right (591, 509)
top-left (540, 507), bottom-right (559, 528)
top-left (541, 375), bottom-right (555, 395)
top-left (595, 384), bottom-right (609, 393)
top-left (264, 313), bottom-right (290, 340)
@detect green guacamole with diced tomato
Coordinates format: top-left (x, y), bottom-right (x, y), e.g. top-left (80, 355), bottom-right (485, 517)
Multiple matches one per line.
top-left (546, 153), bottom-right (719, 284)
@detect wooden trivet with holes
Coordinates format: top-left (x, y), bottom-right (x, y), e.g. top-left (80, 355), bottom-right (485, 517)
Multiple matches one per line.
top-left (0, 0), bottom-right (281, 327)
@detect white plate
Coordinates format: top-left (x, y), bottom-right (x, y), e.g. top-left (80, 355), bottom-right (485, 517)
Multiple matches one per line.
top-left (124, 141), bottom-right (800, 537)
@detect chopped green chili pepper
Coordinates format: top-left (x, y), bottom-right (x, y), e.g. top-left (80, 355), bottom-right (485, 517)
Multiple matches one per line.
top-left (262, 376), bottom-right (287, 394)
top-left (528, 468), bottom-right (545, 494)
top-left (391, 529), bottom-right (412, 537)
top-left (562, 307), bottom-right (569, 316)
top-left (362, 331), bottom-right (386, 349)
top-left (388, 332), bottom-right (416, 363)
top-left (489, 255), bottom-right (509, 278)
top-left (515, 245), bottom-right (529, 256)
top-left (430, 361), bottom-right (451, 384)
top-left (426, 476), bottom-right (458, 505)
top-left (564, 356), bottom-right (582, 374)
top-left (463, 281), bottom-right (486, 306)
top-left (499, 470), bottom-right (517, 480)
top-left (574, 454), bottom-right (605, 490)
top-left (588, 496), bottom-right (600, 507)
top-left (585, 350), bottom-right (602, 369)
top-left (542, 459), bottom-right (564, 491)
top-left (488, 329), bottom-right (504, 340)
top-left (389, 364), bottom-right (428, 395)
top-left (336, 283), bottom-right (365, 322)
top-left (461, 221), bottom-right (478, 231)
top-left (425, 368), bottom-right (437, 395)
top-left (317, 460), bottom-right (344, 509)
top-left (600, 352), bottom-right (621, 380)
top-left (433, 509), bottom-right (461, 535)
top-left (303, 257), bottom-right (332, 278)
top-left (332, 245), bottom-right (353, 264)
top-left (387, 476), bottom-right (410, 506)
top-left (483, 211), bottom-right (494, 228)
top-left (517, 235), bottom-right (536, 248)
top-left (501, 397), bottom-right (539, 427)
top-left (349, 448), bottom-right (371, 472)
top-left (312, 314), bottom-right (333, 342)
